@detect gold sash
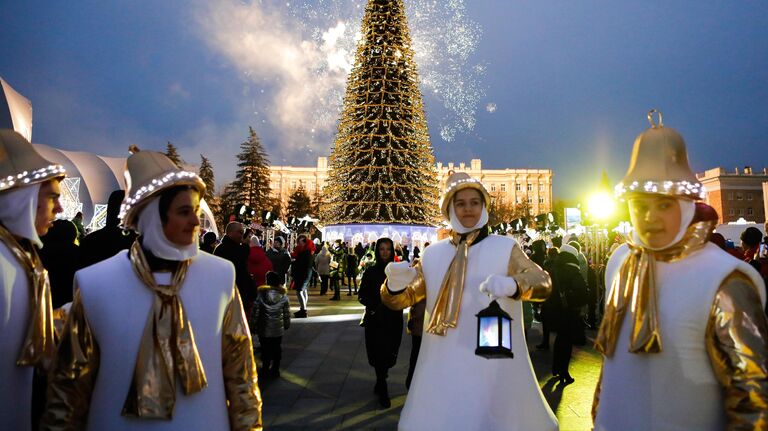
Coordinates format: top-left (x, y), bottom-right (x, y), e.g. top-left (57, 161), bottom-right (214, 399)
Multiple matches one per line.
top-left (425, 230), bottom-right (481, 336)
top-left (0, 223), bottom-right (56, 370)
top-left (595, 220), bottom-right (714, 357)
top-left (122, 241), bottom-right (207, 419)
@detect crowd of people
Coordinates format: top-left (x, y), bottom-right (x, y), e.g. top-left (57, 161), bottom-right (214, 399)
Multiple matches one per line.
top-left (2, 112), bottom-right (768, 431)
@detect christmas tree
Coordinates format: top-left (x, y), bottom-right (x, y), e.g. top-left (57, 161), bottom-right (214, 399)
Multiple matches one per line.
top-left (164, 142), bottom-right (184, 167)
top-left (322, 0), bottom-right (439, 225)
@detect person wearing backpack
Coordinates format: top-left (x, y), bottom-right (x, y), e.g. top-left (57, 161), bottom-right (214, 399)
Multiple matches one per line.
top-left (252, 271), bottom-right (291, 378)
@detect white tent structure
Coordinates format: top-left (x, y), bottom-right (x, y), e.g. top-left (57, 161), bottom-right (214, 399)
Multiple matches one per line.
top-left (32, 144), bottom-right (218, 236)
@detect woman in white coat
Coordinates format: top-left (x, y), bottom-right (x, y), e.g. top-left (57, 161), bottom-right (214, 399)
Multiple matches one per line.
top-left (381, 172), bottom-right (558, 431)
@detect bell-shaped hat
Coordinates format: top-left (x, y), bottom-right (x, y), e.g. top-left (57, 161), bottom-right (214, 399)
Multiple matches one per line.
top-left (615, 110), bottom-right (705, 200)
top-left (0, 129), bottom-right (65, 193)
top-left (119, 146), bottom-right (206, 229)
top-left (439, 171), bottom-right (491, 220)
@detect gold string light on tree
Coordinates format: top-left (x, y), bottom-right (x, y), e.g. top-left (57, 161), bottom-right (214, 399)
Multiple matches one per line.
top-left (321, 0), bottom-right (439, 225)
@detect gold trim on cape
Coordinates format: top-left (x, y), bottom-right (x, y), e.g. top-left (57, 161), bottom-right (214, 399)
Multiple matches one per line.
top-left (222, 288), bottom-right (263, 431)
top-left (424, 230), bottom-right (481, 335)
top-left (0, 223), bottom-right (56, 370)
top-left (122, 241), bottom-right (207, 419)
top-left (705, 270), bottom-right (768, 429)
top-left (595, 220), bottom-right (715, 357)
top-left (40, 288), bottom-right (99, 430)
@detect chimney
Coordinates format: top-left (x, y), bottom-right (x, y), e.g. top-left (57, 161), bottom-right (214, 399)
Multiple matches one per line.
top-left (744, 166), bottom-right (753, 175)
top-left (735, 167), bottom-right (740, 174)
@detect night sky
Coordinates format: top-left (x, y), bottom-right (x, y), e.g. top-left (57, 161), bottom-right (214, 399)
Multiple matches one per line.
top-left (2, 0), bottom-right (766, 200)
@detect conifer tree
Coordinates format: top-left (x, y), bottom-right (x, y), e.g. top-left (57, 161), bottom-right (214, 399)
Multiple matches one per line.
top-left (322, 0), bottom-right (439, 225)
top-left (198, 154), bottom-right (219, 219)
top-left (228, 127), bottom-right (272, 216)
top-left (286, 183), bottom-right (312, 218)
top-left (164, 142), bottom-right (184, 167)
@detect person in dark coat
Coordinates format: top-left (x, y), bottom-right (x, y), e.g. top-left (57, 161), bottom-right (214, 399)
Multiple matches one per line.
top-left (199, 231), bottom-right (217, 253)
top-left (78, 190), bottom-right (137, 269)
top-left (266, 236), bottom-right (292, 284)
top-left (357, 237), bottom-right (402, 408)
top-left (40, 219), bottom-right (81, 308)
top-left (290, 234), bottom-right (315, 317)
top-left (354, 242), bottom-right (365, 260)
top-left (345, 247), bottom-right (359, 295)
top-left (251, 271), bottom-right (291, 377)
top-left (536, 246), bottom-right (560, 350)
top-left (214, 221), bottom-right (255, 309)
top-left (550, 244), bottom-right (588, 384)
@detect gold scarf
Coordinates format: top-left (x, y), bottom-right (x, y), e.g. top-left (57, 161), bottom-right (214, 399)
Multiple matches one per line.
top-left (0, 223), bottom-right (56, 370)
top-left (425, 229), bottom-right (482, 336)
top-left (122, 241), bottom-right (207, 419)
top-left (595, 220), bottom-right (715, 357)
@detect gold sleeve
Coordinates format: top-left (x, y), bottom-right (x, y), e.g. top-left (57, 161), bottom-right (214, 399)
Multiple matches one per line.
top-left (222, 288), bottom-right (263, 431)
top-left (381, 260), bottom-right (427, 311)
top-left (591, 365), bottom-right (603, 423)
top-left (40, 289), bottom-right (99, 431)
top-left (508, 243), bottom-right (552, 302)
top-left (705, 270), bottom-right (768, 431)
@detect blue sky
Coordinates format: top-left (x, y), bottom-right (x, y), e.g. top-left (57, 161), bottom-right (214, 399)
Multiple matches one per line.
top-left (1, 0), bottom-right (766, 200)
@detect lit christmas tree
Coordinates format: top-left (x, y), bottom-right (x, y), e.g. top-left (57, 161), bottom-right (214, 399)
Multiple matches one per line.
top-left (322, 0), bottom-right (439, 225)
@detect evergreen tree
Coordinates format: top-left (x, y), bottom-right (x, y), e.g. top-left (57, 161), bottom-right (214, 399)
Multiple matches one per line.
top-left (198, 154), bottom-right (219, 218)
top-left (286, 183), bottom-right (312, 218)
top-left (322, 0), bottom-right (439, 225)
top-left (165, 142), bottom-right (184, 167)
top-left (227, 127), bottom-right (272, 216)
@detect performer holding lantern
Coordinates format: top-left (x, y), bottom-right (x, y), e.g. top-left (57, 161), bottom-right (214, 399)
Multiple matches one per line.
top-left (381, 171), bottom-right (557, 431)
top-left (593, 111), bottom-right (768, 430)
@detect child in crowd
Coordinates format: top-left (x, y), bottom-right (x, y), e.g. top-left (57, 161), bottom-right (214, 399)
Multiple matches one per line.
top-left (252, 271), bottom-right (291, 377)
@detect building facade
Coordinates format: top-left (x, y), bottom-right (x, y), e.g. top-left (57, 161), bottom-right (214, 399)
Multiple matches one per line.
top-left (269, 157), bottom-right (553, 216)
top-left (696, 166), bottom-right (768, 224)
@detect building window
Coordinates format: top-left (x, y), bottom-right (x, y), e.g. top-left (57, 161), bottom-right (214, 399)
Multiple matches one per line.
top-left (747, 208), bottom-right (753, 215)
top-left (539, 184), bottom-right (545, 191)
top-left (516, 197), bottom-right (521, 204)
top-left (500, 183), bottom-right (506, 192)
top-left (490, 183), bottom-right (496, 192)
top-left (747, 193), bottom-right (753, 200)
top-left (738, 209), bottom-right (744, 215)
top-left (527, 196), bottom-right (533, 204)
top-left (728, 192), bottom-right (733, 201)
top-left (291, 180), bottom-right (297, 189)
top-left (515, 183), bottom-right (521, 192)
top-left (736, 193), bottom-right (743, 200)
top-left (539, 197), bottom-right (545, 204)
top-left (729, 209), bottom-right (735, 216)
top-left (527, 184), bottom-right (533, 192)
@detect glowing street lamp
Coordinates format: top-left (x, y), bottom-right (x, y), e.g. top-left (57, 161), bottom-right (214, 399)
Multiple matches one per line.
top-left (587, 191), bottom-right (616, 222)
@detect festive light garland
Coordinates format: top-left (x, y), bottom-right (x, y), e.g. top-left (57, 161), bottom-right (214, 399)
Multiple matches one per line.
top-left (0, 164), bottom-right (66, 192)
top-left (119, 171), bottom-right (202, 223)
top-left (322, 0), bottom-right (440, 226)
top-left (614, 180), bottom-right (706, 200)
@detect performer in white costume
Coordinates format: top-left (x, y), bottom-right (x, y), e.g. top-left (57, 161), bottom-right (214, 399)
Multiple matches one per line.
top-left (382, 171), bottom-right (558, 431)
top-left (593, 111), bottom-right (768, 430)
top-left (0, 129), bottom-right (65, 431)
top-left (41, 148), bottom-right (262, 430)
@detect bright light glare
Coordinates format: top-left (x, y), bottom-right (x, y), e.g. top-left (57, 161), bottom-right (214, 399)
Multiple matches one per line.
top-left (587, 192), bottom-right (615, 221)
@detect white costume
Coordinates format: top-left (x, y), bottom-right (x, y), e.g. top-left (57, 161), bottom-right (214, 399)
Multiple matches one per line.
top-left (593, 112), bottom-right (768, 430)
top-left (595, 242), bottom-right (766, 430)
top-left (42, 149), bottom-right (262, 430)
top-left (382, 172), bottom-right (557, 431)
top-left (0, 129), bottom-right (65, 431)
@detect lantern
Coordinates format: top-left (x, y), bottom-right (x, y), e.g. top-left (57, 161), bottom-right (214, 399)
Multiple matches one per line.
top-left (475, 300), bottom-right (514, 359)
